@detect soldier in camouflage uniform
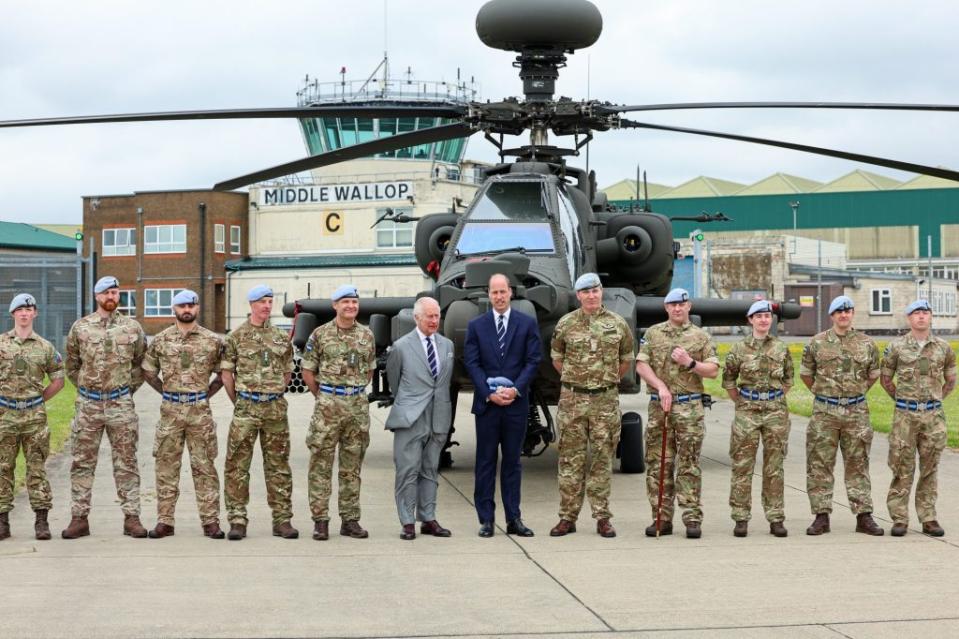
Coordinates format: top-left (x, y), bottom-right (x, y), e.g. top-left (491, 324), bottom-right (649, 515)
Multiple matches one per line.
top-left (800, 295), bottom-right (884, 536)
top-left (62, 276), bottom-right (148, 539)
top-left (300, 284), bottom-right (375, 541)
top-left (721, 300), bottom-right (793, 538)
top-left (636, 288), bottom-right (719, 539)
top-left (549, 273), bottom-right (634, 538)
top-left (880, 299), bottom-right (957, 537)
top-left (220, 284), bottom-right (298, 540)
top-left (0, 293), bottom-right (65, 540)
top-left (141, 290), bottom-right (226, 539)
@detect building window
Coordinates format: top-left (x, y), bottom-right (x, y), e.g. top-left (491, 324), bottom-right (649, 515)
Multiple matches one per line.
top-left (103, 228), bottom-right (136, 256)
top-left (144, 288), bottom-right (184, 317)
top-left (144, 224), bottom-right (187, 254)
top-left (117, 290), bottom-right (137, 316)
top-left (230, 225), bottom-right (241, 254)
top-left (214, 224), bottom-right (225, 253)
top-left (375, 208), bottom-right (413, 248)
top-left (870, 288), bottom-right (891, 314)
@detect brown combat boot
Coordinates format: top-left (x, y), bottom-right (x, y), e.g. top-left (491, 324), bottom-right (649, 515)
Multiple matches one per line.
top-left (123, 515), bottom-right (148, 538)
top-left (148, 522), bottom-right (175, 538)
top-left (769, 521), bottom-right (788, 538)
top-left (227, 523), bottom-right (247, 540)
top-left (891, 523), bottom-right (908, 537)
top-left (312, 520), bottom-right (329, 541)
top-left (806, 513), bottom-right (830, 536)
top-left (549, 519), bottom-right (576, 537)
top-left (733, 521), bottom-right (748, 537)
top-left (685, 522), bottom-right (702, 539)
top-left (62, 517), bottom-right (90, 539)
top-left (202, 522), bottom-right (225, 539)
top-left (922, 520), bottom-right (945, 537)
top-left (645, 520), bottom-right (673, 537)
top-left (340, 520), bottom-right (369, 539)
top-left (272, 521), bottom-right (299, 539)
top-left (0, 512), bottom-right (9, 540)
top-left (34, 510), bottom-right (51, 540)
top-left (855, 513), bottom-right (884, 536)
top-left (596, 518), bottom-right (616, 538)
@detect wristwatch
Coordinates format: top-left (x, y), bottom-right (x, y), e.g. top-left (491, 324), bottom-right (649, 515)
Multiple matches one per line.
top-left (687, 360), bottom-right (697, 370)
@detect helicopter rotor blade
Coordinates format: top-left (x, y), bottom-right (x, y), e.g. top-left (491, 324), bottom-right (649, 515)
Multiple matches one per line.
top-left (619, 118), bottom-right (959, 182)
top-left (0, 105), bottom-right (467, 129)
top-left (214, 122), bottom-right (476, 191)
top-left (603, 101), bottom-right (959, 115)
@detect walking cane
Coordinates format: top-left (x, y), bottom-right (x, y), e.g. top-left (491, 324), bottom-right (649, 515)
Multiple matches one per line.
top-left (655, 409), bottom-right (669, 538)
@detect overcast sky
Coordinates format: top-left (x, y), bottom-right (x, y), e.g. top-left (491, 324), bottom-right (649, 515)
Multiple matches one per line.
top-left (2, 0), bottom-right (958, 223)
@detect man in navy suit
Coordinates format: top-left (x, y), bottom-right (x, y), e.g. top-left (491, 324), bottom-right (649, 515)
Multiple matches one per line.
top-left (464, 274), bottom-right (542, 537)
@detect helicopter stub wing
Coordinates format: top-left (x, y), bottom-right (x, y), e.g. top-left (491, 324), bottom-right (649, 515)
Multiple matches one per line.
top-left (635, 297), bottom-right (801, 328)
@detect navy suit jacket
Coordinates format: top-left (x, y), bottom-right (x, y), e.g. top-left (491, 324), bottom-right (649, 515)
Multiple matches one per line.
top-left (464, 308), bottom-right (542, 416)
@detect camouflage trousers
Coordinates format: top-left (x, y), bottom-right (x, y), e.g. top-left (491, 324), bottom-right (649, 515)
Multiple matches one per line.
top-left (556, 387), bottom-right (620, 522)
top-left (728, 401), bottom-right (790, 523)
top-left (0, 407), bottom-right (52, 513)
top-left (806, 404), bottom-right (874, 515)
top-left (306, 392), bottom-right (370, 522)
top-left (886, 407), bottom-right (947, 525)
top-left (153, 401), bottom-right (220, 527)
top-left (646, 399), bottom-right (705, 525)
top-left (224, 397), bottom-right (293, 526)
top-left (70, 397), bottom-right (140, 517)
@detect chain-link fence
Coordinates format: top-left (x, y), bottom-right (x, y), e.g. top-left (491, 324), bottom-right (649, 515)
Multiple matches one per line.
top-left (0, 255), bottom-right (82, 352)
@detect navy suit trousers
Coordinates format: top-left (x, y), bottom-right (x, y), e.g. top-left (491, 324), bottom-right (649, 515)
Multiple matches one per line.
top-left (474, 403), bottom-right (526, 523)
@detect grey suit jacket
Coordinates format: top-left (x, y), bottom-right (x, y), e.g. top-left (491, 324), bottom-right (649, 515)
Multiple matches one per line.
top-left (385, 329), bottom-right (454, 433)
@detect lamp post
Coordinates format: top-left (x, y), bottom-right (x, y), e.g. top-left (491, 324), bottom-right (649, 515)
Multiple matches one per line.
top-left (789, 201), bottom-right (799, 231)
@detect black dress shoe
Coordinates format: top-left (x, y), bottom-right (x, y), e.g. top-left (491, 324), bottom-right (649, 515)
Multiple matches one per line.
top-left (420, 520), bottom-right (452, 537)
top-left (478, 522), bottom-right (494, 538)
top-left (400, 524), bottom-right (416, 541)
top-left (507, 519), bottom-right (534, 537)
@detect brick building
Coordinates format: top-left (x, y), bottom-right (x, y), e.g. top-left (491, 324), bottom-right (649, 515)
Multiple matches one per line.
top-left (82, 190), bottom-right (248, 334)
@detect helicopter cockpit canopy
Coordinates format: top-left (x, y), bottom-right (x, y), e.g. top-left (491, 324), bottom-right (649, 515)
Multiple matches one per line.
top-left (454, 180), bottom-right (557, 257)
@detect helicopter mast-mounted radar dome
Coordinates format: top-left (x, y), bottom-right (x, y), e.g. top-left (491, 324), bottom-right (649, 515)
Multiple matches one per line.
top-left (476, 0), bottom-right (602, 102)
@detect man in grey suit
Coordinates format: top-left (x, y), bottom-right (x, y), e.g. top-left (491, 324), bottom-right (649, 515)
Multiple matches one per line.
top-left (385, 297), bottom-right (454, 540)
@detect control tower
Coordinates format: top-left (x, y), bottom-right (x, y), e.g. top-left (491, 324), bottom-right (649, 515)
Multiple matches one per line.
top-left (295, 59), bottom-right (478, 171)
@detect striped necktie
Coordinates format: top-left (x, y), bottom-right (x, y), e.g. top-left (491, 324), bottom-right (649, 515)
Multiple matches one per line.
top-left (425, 336), bottom-right (438, 380)
top-left (496, 313), bottom-right (506, 355)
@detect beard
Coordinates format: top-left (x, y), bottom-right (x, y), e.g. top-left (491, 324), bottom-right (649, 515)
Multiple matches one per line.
top-left (175, 311), bottom-right (196, 324)
top-left (99, 299), bottom-right (118, 312)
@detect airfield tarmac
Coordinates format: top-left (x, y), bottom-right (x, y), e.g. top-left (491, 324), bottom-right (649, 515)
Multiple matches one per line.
top-left (2, 389), bottom-right (957, 639)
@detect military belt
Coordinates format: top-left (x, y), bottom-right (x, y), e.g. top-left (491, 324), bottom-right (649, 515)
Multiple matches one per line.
top-left (237, 390), bottom-right (282, 403)
top-left (561, 383), bottom-right (615, 395)
top-left (0, 395), bottom-right (43, 410)
top-left (319, 384), bottom-right (366, 397)
top-left (78, 386), bottom-right (131, 401)
top-left (814, 394), bottom-right (865, 407)
top-left (162, 391), bottom-right (208, 404)
top-left (649, 392), bottom-right (702, 403)
top-left (738, 388), bottom-right (785, 401)
top-left (894, 398), bottom-right (942, 412)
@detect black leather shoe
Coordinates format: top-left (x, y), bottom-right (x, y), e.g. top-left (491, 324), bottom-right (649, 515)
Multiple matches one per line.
top-left (420, 520), bottom-right (452, 537)
top-left (478, 521), bottom-right (494, 538)
top-left (400, 524), bottom-right (416, 540)
top-left (507, 519), bottom-right (534, 537)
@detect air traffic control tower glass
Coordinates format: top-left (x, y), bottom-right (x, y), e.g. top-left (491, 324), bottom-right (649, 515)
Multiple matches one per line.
top-left (296, 75), bottom-right (476, 164)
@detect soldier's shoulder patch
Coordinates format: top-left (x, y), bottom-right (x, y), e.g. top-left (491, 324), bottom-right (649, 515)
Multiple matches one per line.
top-left (883, 343), bottom-right (892, 357)
top-left (54, 351), bottom-right (63, 364)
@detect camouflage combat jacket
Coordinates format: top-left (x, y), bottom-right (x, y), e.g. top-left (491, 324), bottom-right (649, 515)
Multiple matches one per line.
top-left (65, 311), bottom-right (146, 391)
top-left (0, 330), bottom-right (64, 398)
top-left (143, 324), bottom-right (223, 393)
top-left (881, 333), bottom-right (957, 401)
top-left (551, 306), bottom-right (634, 388)
top-left (300, 320), bottom-right (375, 387)
top-left (220, 319), bottom-right (293, 393)
top-left (637, 321), bottom-right (718, 394)
top-left (722, 334), bottom-right (793, 392)
top-left (800, 328), bottom-right (879, 397)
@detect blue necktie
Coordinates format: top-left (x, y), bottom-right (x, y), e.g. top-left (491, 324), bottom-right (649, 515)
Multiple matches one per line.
top-left (496, 314), bottom-right (506, 355)
top-left (425, 336), bottom-right (438, 379)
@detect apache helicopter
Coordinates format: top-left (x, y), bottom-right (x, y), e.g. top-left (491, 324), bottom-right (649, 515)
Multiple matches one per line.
top-left (4, 0), bottom-right (959, 470)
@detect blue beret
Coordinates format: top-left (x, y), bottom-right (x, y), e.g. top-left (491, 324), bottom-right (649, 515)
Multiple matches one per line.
top-left (747, 300), bottom-right (773, 317)
top-left (664, 288), bottom-right (690, 304)
top-left (9, 293), bottom-right (37, 313)
top-left (828, 295), bottom-right (855, 315)
top-left (171, 290), bottom-right (199, 306)
top-left (574, 273), bottom-right (602, 291)
top-left (331, 284), bottom-right (359, 302)
top-left (247, 284), bottom-right (274, 302)
top-left (94, 276), bottom-right (119, 294)
top-left (905, 299), bottom-right (932, 315)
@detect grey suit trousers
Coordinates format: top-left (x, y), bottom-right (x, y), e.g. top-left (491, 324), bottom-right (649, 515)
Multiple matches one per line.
top-left (393, 403), bottom-right (445, 525)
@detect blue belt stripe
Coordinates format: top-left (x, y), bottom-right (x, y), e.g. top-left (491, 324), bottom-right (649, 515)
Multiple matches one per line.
top-left (319, 384), bottom-right (366, 397)
top-left (78, 386), bottom-right (131, 401)
top-left (237, 390), bottom-right (282, 402)
top-left (738, 388), bottom-right (785, 401)
top-left (161, 391), bottom-right (209, 404)
top-left (894, 398), bottom-right (942, 412)
top-left (814, 394), bottom-right (866, 407)
top-left (0, 395), bottom-right (44, 410)
top-left (649, 393), bottom-right (702, 403)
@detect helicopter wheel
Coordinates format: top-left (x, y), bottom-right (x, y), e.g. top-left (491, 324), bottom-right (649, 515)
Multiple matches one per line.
top-left (618, 411), bottom-right (645, 473)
